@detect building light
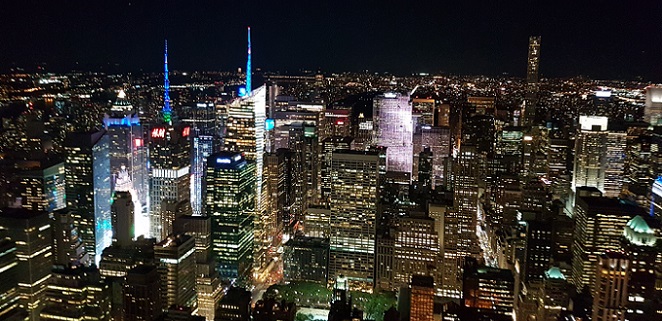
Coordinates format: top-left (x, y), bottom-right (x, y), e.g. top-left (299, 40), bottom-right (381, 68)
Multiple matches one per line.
top-left (151, 128), bottom-right (166, 138)
top-left (182, 127), bottom-right (190, 137)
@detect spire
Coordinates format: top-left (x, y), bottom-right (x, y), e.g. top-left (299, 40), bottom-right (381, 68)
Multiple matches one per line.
top-left (163, 39), bottom-right (172, 124)
top-left (246, 26), bottom-right (252, 94)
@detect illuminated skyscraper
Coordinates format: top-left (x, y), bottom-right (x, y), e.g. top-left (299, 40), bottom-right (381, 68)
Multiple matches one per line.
top-left (163, 40), bottom-right (172, 124)
top-left (572, 116), bottom-right (626, 198)
top-left (245, 27), bottom-right (252, 94)
top-left (205, 152), bottom-right (256, 283)
top-left (103, 90), bottom-right (148, 238)
top-left (373, 93), bottom-right (413, 175)
top-left (52, 209), bottom-right (88, 266)
top-left (571, 196), bottom-right (646, 291)
top-left (592, 252), bottom-right (629, 321)
top-left (523, 36), bottom-right (541, 126)
top-left (225, 85), bottom-right (266, 211)
top-left (329, 150), bottom-right (381, 291)
top-left (154, 234), bottom-right (197, 309)
top-left (64, 130), bottom-right (111, 265)
top-left (409, 276), bottom-right (435, 321)
top-left (0, 209), bottom-right (52, 321)
top-left (148, 124), bottom-right (191, 241)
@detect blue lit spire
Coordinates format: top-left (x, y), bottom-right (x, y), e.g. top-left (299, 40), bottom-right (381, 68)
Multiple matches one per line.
top-left (246, 26), bottom-right (252, 94)
top-left (163, 39), bottom-right (172, 124)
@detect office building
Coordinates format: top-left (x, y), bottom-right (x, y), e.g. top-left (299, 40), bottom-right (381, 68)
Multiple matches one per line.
top-left (215, 287), bottom-right (251, 321)
top-left (252, 298), bottom-right (297, 321)
top-left (0, 240), bottom-right (19, 319)
top-left (174, 215), bottom-right (222, 321)
top-left (571, 196), bottom-right (646, 291)
top-left (523, 36), bottom-right (541, 125)
top-left (52, 209), bottom-right (88, 266)
top-left (154, 234), bottom-right (197, 309)
top-left (537, 267), bottom-right (570, 321)
top-left (321, 136), bottom-right (353, 202)
top-left (111, 191), bottom-right (134, 246)
top-left (621, 215), bottom-right (660, 320)
top-left (329, 150), bottom-right (381, 291)
top-left (462, 257), bottom-right (515, 321)
top-left (283, 236), bottom-right (329, 284)
top-left (592, 252), bottom-right (629, 321)
top-left (103, 90), bottom-right (148, 239)
top-left (40, 265), bottom-right (110, 321)
top-left (409, 275), bottom-right (435, 321)
top-left (523, 219), bottom-right (553, 282)
top-left (373, 93), bottom-right (413, 175)
top-left (206, 152), bottom-right (255, 283)
top-left (64, 130), bottom-right (111, 265)
top-left (0, 208), bottom-right (52, 321)
top-left (124, 265), bottom-right (162, 321)
top-left (149, 124), bottom-right (191, 241)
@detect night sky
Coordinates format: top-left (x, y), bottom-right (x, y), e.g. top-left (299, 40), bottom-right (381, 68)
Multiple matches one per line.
top-left (2, 0), bottom-right (661, 81)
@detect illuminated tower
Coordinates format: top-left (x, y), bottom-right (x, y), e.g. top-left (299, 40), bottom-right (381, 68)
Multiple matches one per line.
top-left (329, 150), bottom-right (381, 291)
top-left (64, 130), bottom-right (111, 265)
top-left (523, 36), bottom-right (541, 126)
top-left (205, 152), bottom-right (256, 284)
top-left (154, 234), bottom-right (197, 309)
top-left (246, 27), bottom-right (252, 94)
top-left (373, 93), bottom-right (413, 175)
top-left (163, 40), bottom-right (172, 124)
top-left (592, 252), bottom-right (629, 321)
top-left (148, 125), bottom-right (191, 241)
top-left (103, 90), bottom-right (148, 239)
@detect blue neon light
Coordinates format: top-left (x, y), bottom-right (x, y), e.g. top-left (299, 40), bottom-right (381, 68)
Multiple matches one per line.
top-left (238, 87), bottom-right (247, 97)
top-left (265, 118), bottom-right (275, 131)
top-left (163, 40), bottom-right (172, 124)
top-left (246, 26), bottom-right (252, 94)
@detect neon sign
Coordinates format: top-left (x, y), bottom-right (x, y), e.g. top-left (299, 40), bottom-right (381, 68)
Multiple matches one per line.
top-left (151, 128), bottom-right (166, 138)
top-left (182, 127), bottom-right (190, 137)
top-left (134, 138), bottom-right (143, 148)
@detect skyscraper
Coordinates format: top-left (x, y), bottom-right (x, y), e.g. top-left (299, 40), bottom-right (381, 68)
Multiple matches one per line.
top-left (329, 150), bottom-right (381, 291)
top-left (205, 152), bottom-right (256, 283)
top-left (224, 85), bottom-right (266, 212)
top-left (163, 40), bottom-right (172, 124)
top-left (523, 36), bottom-right (541, 126)
top-left (0, 208), bottom-right (53, 321)
top-left (373, 93), bottom-right (413, 175)
top-left (0, 240), bottom-right (19, 319)
top-left (592, 252), bottom-right (629, 321)
top-left (40, 265), bottom-right (110, 321)
top-left (103, 90), bottom-right (148, 239)
top-left (64, 130), bottom-right (111, 265)
top-left (571, 196), bottom-right (646, 291)
top-left (123, 265), bottom-right (162, 321)
top-left (52, 209), bottom-right (88, 266)
top-left (154, 234), bottom-right (197, 309)
top-left (148, 124), bottom-right (191, 241)
top-left (462, 257), bottom-right (515, 321)
top-left (644, 86), bottom-right (662, 125)
top-left (111, 191), bottom-right (134, 247)
top-left (572, 116), bottom-right (625, 199)
top-left (409, 275), bottom-right (435, 321)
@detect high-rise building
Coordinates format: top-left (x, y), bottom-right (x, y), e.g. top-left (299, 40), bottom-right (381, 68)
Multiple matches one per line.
top-left (321, 136), bottom-right (353, 203)
top-left (329, 150), bottom-right (381, 291)
top-left (644, 86), bottom-right (662, 125)
top-left (592, 252), bottom-right (629, 321)
top-left (215, 287), bottom-right (251, 321)
top-left (522, 219), bottom-right (553, 283)
top-left (154, 234), bottom-right (197, 309)
top-left (111, 191), bottom-right (134, 246)
top-left (103, 90), bottom-right (148, 239)
top-left (64, 130), bottom-right (111, 265)
top-left (0, 208), bottom-right (53, 321)
top-left (283, 236), bottom-right (329, 284)
top-left (0, 240), bottom-right (19, 319)
top-left (373, 93), bottom-right (413, 175)
top-left (523, 36), bottom-right (541, 126)
top-left (225, 85), bottom-right (266, 210)
top-left (571, 196), bottom-right (646, 291)
top-left (148, 124), bottom-right (191, 241)
top-left (572, 116), bottom-right (626, 198)
top-left (621, 215), bottom-right (660, 320)
top-left (40, 265), bottom-right (110, 321)
top-left (52, 209), bottom-right (88, 266)
top-left (205, 152), bottom-right (256, 283)
top-left (174, 215), bottom-right (222, 321)
top-left (537, 267), bottom-right (570, 321)
top-left (409, 275), bottom-right (435, 321)
top-left (123, 265), bottom-right (162, 321)
top-left (462, 257), bottom-right (515, 321)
